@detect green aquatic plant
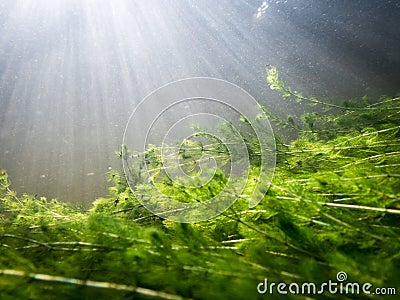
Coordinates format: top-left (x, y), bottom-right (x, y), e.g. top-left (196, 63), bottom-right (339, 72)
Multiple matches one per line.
top-left (1, 69), bottom-right (400, 299)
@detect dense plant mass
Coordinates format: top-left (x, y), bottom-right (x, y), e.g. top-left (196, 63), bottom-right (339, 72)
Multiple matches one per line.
top-left (1, 68), bottom-right (399, 299)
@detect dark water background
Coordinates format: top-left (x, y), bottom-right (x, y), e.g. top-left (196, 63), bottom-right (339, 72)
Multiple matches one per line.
top-left (0, 0), bottom-right (399, 204)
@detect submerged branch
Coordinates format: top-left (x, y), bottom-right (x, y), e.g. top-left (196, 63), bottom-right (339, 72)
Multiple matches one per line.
top-left (0, 269), bottom-right (190, 300)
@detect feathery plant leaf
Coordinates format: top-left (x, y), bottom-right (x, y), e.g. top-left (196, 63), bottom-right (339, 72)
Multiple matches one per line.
top-left (1, 67), bottom-right (400, 299)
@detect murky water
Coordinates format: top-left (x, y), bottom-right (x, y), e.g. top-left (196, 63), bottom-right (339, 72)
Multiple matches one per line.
top-left (0, 0), bottom-right (399, 204)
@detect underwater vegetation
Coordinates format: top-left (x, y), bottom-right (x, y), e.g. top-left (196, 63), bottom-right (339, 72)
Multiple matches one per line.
top-left (1, 67), bottom-right (399, 299)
